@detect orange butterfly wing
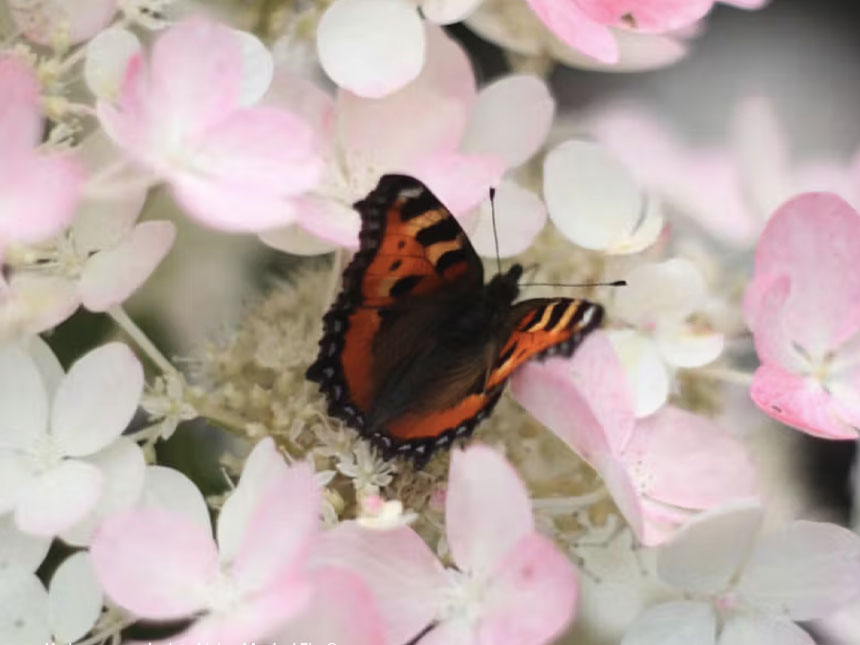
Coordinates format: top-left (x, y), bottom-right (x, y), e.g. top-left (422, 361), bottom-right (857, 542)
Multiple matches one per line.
top-left (380, 298), bottom-right (603, 459)
top-left (306, 174), bottom-right (483, 438)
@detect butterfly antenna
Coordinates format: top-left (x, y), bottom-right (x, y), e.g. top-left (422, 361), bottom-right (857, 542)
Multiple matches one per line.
top-left (489, 187), bottom-right (502, 276)
top-left (520, 280), bottom-right (628, 288)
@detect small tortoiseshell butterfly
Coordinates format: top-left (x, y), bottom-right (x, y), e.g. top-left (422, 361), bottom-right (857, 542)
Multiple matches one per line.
top-left (307, 174), bottom-right (604, 464)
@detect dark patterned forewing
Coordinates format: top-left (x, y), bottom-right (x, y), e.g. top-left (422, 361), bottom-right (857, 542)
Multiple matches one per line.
top-left (369, 298), bottom-right (604, 462)
top-left (306, 174), bottom-right (484, 436)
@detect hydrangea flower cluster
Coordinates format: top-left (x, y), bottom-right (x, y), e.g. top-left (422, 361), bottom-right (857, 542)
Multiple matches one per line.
top-left (2, 1), bottom-right (860, 645)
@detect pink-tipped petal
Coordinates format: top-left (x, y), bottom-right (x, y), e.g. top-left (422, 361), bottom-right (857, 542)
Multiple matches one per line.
top-left (525, 0), bottom-right (619, 63)
top-left (15, 460), bottom-right (103, 536)
top-left (91, 509), bottom-right (217, 619)
top-left (736, 520), bottom-right (860, 620)
top-left (276, 568), bottom-right (385, 645)
top-left (231, 463), bottom-right (320, 594)
top-left (149, 20), bottom-right (244, 130)
top-left (84, 28), bottom-right (142, 102)
top-left (337, 25), bottom-right (476, 172)
top-left (79, 221), bottom-right (175, 312)
top-left (446, 445), bottom-right (534, 575)
top-left (410, 151), bottom-right (505, 215)
top-left (657, 502), bottom-right (763, 595)
top-left (552, 30), bottom-right (686, 72)
top-left (315, 522), bottom-right (447, 644)
top-left (0, 55), bottom-right (41, 150)
top-left (479, 532), bottom-right (578, 644)
top-left (293, 196), bottom-right (361, 249)
top-left (461, 75), bottom-right (555, 168)
top-left (750, 363), bottom-right (857, 440)
top-left (623, 407), bottom-right (758, 511)
top-left (51, 343), bottom-right (144, 457)
top-left (317, 0), bottom-right (425, 98)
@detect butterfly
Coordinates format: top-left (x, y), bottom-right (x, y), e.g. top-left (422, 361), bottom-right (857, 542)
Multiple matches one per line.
top-left (306, 174), bottom-right (604, 464)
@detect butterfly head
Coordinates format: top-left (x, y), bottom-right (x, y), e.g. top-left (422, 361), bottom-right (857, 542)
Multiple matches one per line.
top-left (486, 263), bottom-right (523, 306)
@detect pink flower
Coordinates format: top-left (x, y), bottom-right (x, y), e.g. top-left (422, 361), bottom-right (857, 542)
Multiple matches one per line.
top-left (316, 444), bottom-right (578, 645)
top-left (525, 0), bottom-right (767, 64)
top-left (511, 332), bottom-right (758, 544)
top-left (263, 27), bottom-right (551, 256)
top-left (91, 438), bottom-right (320, 643)
top-left (0, 56), bottom-right (82, 257)
top-left (97, 20), bottom-right (323, 232)
top-left (745, 193), bottom-right (860, 440)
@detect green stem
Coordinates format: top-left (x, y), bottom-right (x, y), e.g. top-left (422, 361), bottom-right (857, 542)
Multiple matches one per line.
top-left (108, 305), bottom-right (176, 375)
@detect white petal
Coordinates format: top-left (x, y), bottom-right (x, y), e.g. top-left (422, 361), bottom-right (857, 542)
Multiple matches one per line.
top-left (621, 601), bottom-right (716, 645)
top-left (84, 27), bottom-right (141, 101)
top-left (0, 343), bottom-right (48, 450)
top-left (656, 327), bottom-right (724, 368)
top-left (0, 274), bottom-right (80, 341)
top-left (234, 29), bottom-right (274, 106)
top-left (467, 180), bottom-right (546, 258)
top-left (60, 438), bottom-right (146, 546)
top-left (719, 615), bottom-right (814, 645)
top-left (0, 454), bottom-right (35, 516)
top-left (611, 195), bottom-right (664, 254)
top-left (550, 30), bottom-right (687, 73)
top-left (15, 460), bottom-right (103, 536)
top-left (0, 568), bottom-right (50, 645)
top-left (138, 465), bottom-right (211, 531)
top-left (51, 343), bottom-right (144, 457)
top-left (607, 330), bottom-right (669, 418)
top-left (657, 502), bottom-right (763, 595)
top-left (544, 140), bottom-right (644, 252)
top-left (25, 336), bottom-right (63, 399)
top-left (79, 221), bottom-right (176, 312)
top-left (0, 515), bottom-right (51, 573)
top-left (48, 552), bottom-right (103, 643)
top-left (421, 0), bottom-right (483, 24)
top-left (461, 75), bottom-right (554, 168)
top-left (317, 0), bottom-right (426, 98)
top-left (737, 520), bottom-right (860, 620)
top-left (615, 259), bottom-right (708, 326)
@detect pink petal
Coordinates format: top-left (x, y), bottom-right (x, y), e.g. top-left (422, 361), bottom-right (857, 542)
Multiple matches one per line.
top-left (276, 568), bottom-right (385, 645)
top-left (95, 53), bottom-right (150, 158)
top-left (511, 331), bottom-right (635, 460)
top-left (552, 30), bottom-right (686, 72)
top-left (750, 363), bottom-right (857, 440)
top-left (51, 343), bottom-right (144, 457)
top-left (747, 193), bottom-right (860, 354)
top-left (461, 74), bottom-right (555, 168)
top-left (170, 178), bottom-right (296, 232)
top-left (574, 0), bottom-right (714, 33)
top-left (155, 575), bottom-right (312, 645)
top-left (79, 221), bottom-right (176, 311)
top-left (14, 460), bottom-right (102, 536)
top-left (0, 152), bottom-right (83, 246)
top-left (0, 274), bottom-right (80, 341)
top-left (149, 20), bottom-right (244, 131)
top-left (9, 0), bottom-right (116, 46)
top-left (623, 407), bottom-right (758, 511)
top-left (525, 0), bottom-right (619, 63)
top-left (186, 106), bottom-right (322, 197)
top-left (315, 522), bottom-right (447, 644)
top-left (737, 520), bottom-right (860, 620)
top-left (0, 55), bottom-right (41, 150)
top-left (84, 27), bottom-right (142, 102)
top-left (259, 223), bottom-right (339, 256)
top-left (446, 445), bottom-right (535, 575)
top-left (90, 509), bottom-right (217, 619)
top-left (317, 0), bottom-right (426, 98)
top-left (409, 151), bottom-right (505, 215)
top-left (479, 532), bottom-right (578, 644)
top-left (231, 463), bottom-right (320, 594)
top-left (337, 25), bottom-right (475, 173)
top-left (293, 196), bottom-right (361, 249)
top-left (263, 69), bottom-right (336, 147)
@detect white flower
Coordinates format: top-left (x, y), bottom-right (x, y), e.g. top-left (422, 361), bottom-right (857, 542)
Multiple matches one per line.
top-left (141, 372), bottom-right (198, 440)
top-left (336, 442), bottom-right (395, 497)
top-left (608, 258), bottom-right (724, 417)
top-left (622, 502), bottom-right (860, 645)
top-left (0, 339), bottom-right (144, 536)
top-left (0, 553), bottom-right (103, 644)
top-left (356, 495), bottom-right (417, 530)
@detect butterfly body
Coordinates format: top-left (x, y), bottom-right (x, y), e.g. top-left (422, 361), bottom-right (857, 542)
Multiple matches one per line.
top-left (307, 175), bottom-right (603, 463)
